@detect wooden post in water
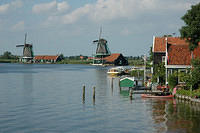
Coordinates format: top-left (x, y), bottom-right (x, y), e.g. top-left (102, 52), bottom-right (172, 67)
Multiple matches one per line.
top-left (93, 86), bottom-right (95, 105)
top-left (119, 79), bottom-right (121, 91)
top-left (111, 78), bottom-right (114, 89)
top-left (82, 85), bottom-right (85, 103)
top-left (93, 86), bottom-right (95, 100)
top-left (111, 78), bottom-right (114, 94)
top-left (129, 89), bottom-right (133, 99)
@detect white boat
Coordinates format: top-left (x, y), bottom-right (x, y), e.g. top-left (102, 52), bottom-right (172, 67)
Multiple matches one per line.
top-left (107, 67), bottom-right (124, 75)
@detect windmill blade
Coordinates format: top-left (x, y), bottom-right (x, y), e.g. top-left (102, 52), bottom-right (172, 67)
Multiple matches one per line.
top-left (16, 45), bottom-right (25, 47)
top-left (99, 26), bottom-right (102, 40)
top-left (24, 33), bottom-right (27, 44)
top-left (93, 40), bottom-right (99, 43)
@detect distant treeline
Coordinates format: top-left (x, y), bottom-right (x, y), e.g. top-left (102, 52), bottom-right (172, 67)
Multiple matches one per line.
top-left (0, 51), bottom-right (18, 59)
top-left (0, 51), bottom-right (18, 63)
top-left (63, 55), bottom-right (145, 60)
top-left (64, 55), bottom-right (88, 60)
top-left (0, 51), bottom-right (150, 66)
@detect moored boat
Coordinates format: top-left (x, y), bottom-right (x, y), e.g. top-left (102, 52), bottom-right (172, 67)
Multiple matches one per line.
top-left (141, 94), bottom-right (174, 98)
top-left (107, 67), bottom-right (124, 75)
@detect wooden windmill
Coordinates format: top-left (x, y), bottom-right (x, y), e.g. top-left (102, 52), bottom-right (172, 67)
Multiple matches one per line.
top-left (92, 27), bottom-right (111, 65)
top-left (16, 33), bottom-right (34, 63)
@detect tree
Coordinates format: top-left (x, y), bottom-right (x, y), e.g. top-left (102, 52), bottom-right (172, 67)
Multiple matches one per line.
top-left (168, 72), bottom-right (178, 89)
top-left (179, 2), bottom-right (200, 51)
top-left (149, 46), bottom-right (153, 62)
top-left (152, 63), bottom-right (165, 84)
top-left (59, 54), bottom-right (64, 60)
top-left (188, 58), bottom-right (200, 90)
top-left (1, 51), bottom-right (12, 59)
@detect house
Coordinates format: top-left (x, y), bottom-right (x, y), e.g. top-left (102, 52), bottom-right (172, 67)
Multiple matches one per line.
top-left (34, 55), bottom-right (61, 63)
top-left (87, 57), bottom-right (94, 60)
top-left (152, 36), bottom-right (200, 84)
top-left (152, 37), bottom-right (188, 65)
top-left (103, 53), bottom-right (128, 66)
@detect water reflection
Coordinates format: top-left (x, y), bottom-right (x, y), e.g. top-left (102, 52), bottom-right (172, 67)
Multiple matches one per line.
top-left (141, 98), bottom-right (200, 133)
top-left (166, 99), bottom-right (200, 133)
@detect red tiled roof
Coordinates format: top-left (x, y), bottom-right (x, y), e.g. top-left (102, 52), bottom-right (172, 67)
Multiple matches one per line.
top-left (153, 37), bottom-right (188, 52)
top-left (168, 44), bottom-right (191, 65)
top-left (104, 53), bottom-right (121, 62)
top-left (168, 44), bottom-right (200, 65)
top-left (34, 55), bottom-right (59, 60)
top-left (87, 57), bottom-right (94, 60)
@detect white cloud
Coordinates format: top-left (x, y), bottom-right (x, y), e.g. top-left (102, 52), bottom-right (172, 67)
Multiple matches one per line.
top-left (32, 1), bottom-right (69, 14)
top-left (62, 4), bottom-right (91, 24)
top-left (0, 0), bottom-right (23, 14)
top-left (57, 1), bottom-right (70, 12)
top-left (10, 0), bottom-right (23, 9)
top-left (11, 21), bottom-right (24, 31)
top-left (0, 4), bottom-right (9, 14)
top-left (43, 0), bottom-right (196, 26)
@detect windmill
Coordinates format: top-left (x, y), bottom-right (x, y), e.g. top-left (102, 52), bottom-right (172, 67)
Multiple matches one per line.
top-left (92, 27), bottom-right (111, 65)
top-left (16, 33), bottom-right (34, 63)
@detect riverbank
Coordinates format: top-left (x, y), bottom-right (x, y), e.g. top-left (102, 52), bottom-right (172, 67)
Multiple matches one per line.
top-left (174, 89), bottom-right (200, 104)
top-left (0, 59), bottom-right (18, 63)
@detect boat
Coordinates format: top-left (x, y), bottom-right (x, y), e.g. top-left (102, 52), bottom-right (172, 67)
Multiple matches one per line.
top-left (119, 76), bottom-right (143, 88)
top-left (141, 94), bottom-right (174, 98)
top-left (107, 67), bottom-right (124, 75)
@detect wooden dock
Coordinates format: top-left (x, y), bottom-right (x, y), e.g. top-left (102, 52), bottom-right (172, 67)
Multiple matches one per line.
top-left (130, 87), bottom-right (170, 95)
top-left (132, 91), bottom-right (164, 94)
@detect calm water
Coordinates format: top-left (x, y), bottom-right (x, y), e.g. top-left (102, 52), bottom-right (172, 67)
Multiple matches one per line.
top-left (0, 64), bottom-right (200, 133)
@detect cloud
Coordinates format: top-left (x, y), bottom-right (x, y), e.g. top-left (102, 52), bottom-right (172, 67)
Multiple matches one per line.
top-left (57, 1), bottom-right (70, 12)
top-left (11, 21), bottom-right (24, 31)
top-left (0, 4), bottom-right (9, 14)
top-left (32, 1), bottom-right (69, 14)
top-left (43, 0), bottom-right (197, 26)
top-left (0, 0), bottom-right (23, 14)
top-left (62, 4), bottom-right (91, 24)
top-left (10, 0), bottom-right (23, 9)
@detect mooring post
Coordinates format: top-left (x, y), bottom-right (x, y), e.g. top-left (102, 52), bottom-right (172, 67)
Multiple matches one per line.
top-left (111, 77), bottom-right (114, 88)
top-left (93, 86), bottom-right (95, 99)
top-left (119, 79), bottom-right (121, 91)
top-left (83, 85), bottom-right (85, 98)
top-left (129, 88), bottom-right (133, 98)
top-left (82, 85), bottom-right (85, 103)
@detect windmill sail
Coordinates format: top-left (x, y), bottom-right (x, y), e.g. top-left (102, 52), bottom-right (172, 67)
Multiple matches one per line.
top-left (16, 33), bottom-right (34, 63)
top-left (93, 27), bottom-right (111, 56)
top-left (96, 39), bottom-right (110, 55)
top-left (23, 44), bottom-right (33, 57)
top-left (92, 27), bottom-right (111, 65)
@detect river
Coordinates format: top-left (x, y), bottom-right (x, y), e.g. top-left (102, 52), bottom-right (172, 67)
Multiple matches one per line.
top-left (0, 63), bottom-right (199, 133)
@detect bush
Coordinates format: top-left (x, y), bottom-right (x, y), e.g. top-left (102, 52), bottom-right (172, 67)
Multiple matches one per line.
top-left (130, 70), bottom-right (144, 78)
top-left (168, 73), bottom-right (178, 89)
top-left (176, 89), bottom-right (191, 96)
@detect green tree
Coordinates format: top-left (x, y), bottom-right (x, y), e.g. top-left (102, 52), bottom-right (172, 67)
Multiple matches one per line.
top-left (183, 58), bottom-right (200, 90)
top-left (1, 51), bottom-right (12, 59)
top-left (189, 58), bottom-right (200, 90)
top-left (59, 54), bottom-right (64, 60)
top-left (168, 72), bottom-right (178, 89)
top-left (179, 2), bottom-right (200, 51)
top-left (149, 46), bottom-right (153, 62)
top-left (152, 63), bottom-right (165, 84)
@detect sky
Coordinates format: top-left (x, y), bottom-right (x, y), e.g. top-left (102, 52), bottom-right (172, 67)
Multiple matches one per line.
top-left (0, 0), bottom-right (199, 57)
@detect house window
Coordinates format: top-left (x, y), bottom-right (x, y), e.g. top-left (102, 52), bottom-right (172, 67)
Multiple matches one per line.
top-left (162, 56), bottom-right (165, 63)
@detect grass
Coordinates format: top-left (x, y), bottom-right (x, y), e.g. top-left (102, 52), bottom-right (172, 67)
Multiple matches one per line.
top-left (0, 59), bottom-right (18, 63)
top-left (176, 89), bottom-right (200, 98)
top-left (58, 59), bottom-right (93, 64)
